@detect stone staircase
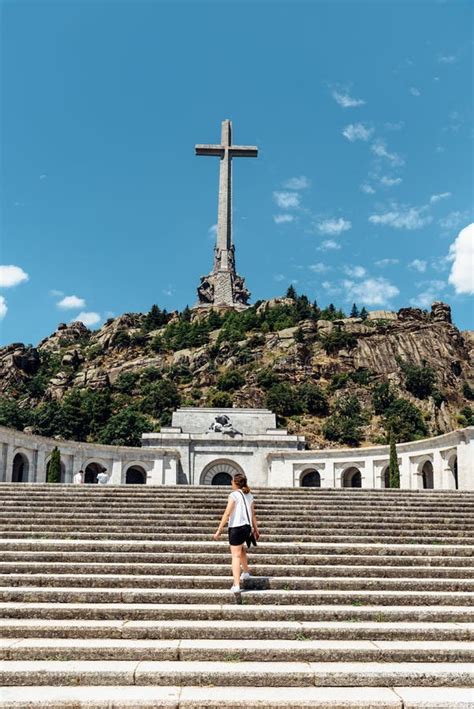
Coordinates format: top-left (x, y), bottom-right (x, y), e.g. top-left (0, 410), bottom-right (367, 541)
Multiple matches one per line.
top-left (0, 484), bottom-right (473, 708)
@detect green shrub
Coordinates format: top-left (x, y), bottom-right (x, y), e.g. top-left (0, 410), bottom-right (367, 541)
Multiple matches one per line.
top-left (47, 447), bottom-right (61, 483)
top-left (322, 395), bottom-right (365, 446)
top-left (115, 371), bottom-right (139, 394)
top-left (298, 383), bottom-right (329, 415)
top-left (372, 382), bottom-right (397, 415)
top-left (142, 304), bottom-right (169, 332)
top-left (0, 398), bottom-right (27, 430)
top-left (140, 380), bottom-right (181, 419)
top-left (266, 383), bottom-right (303, 417)
top-left (399, 359), bottom-right (436, 399)
top-left (256, 369), bottom-right (280, 390)
top-left (458, 406), bottom-right (474, 426)
top-left (207, 389), bottom-right (233, 408)
top-left (99, 408), bottom-right (153, 446)
top-left (382, 397), bottom-right (428, 442)
top-left (463, 383), bottom-right (474, 401)
top-left (112, 330), bottom-right (131, 350)
top-left (320, 330), bottom-right (357, 354)
top-left (217, 370), bottom-right (245, 392)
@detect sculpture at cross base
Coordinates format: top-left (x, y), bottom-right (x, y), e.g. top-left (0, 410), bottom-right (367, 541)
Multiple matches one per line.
top-left (193, 119), bottom-right (258, 310)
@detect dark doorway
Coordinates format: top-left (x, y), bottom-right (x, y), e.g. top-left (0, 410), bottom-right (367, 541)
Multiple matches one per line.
top-left (126, 466), bottom-right (146, 484)
top-left (84, 463), bottom-right (103, 484)
top-left (383, 468), bottom-right (390, 488)
top-left (301, 470), bottom-right (321, 487)
top-left (211, 472), bottom-right (233, 486)
top-left (422, 461), bottom-right (434, 489)
top-left (342, 467), bottom-right (362, 488)
top-left (12, 453), bottom-right (28, 482)
top-left (451, 457), bottom-right (458, 490)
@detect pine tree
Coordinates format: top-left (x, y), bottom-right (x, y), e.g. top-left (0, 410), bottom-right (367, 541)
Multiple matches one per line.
top-left (47, 446), bottom-right (61, 483)
top-left (286, 284), bottom-right (297, 300)
top-left (350, 303), bottom-right (359, 318)
top-left (360, 307), bottom-right (368, 320)
top-left (388, 432), bottom-right (400, 488)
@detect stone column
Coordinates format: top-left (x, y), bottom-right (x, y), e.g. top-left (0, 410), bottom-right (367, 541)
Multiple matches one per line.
top-left (149, 457), bottom-right (164, 486)
top-left (35, 449), bottom-right (47, 483)
top-left (163, 456), bottom-right (178, 485)
top-left (364, 458), bottom-right (375, 488)
top-left (4, 445), bottom-right (14, 483)
top-left (323, 460), bottom-right (335, 488)
top-left (109, 459), bottom-right (123, 485)
top-left (399, 454), bottom-right (412, 489)
top-left (457, 439), bottom-right (474, 490)
top-left (0, 443), bottom-right (8, 482)
top-left (432, 449), bottom-right (444, 489)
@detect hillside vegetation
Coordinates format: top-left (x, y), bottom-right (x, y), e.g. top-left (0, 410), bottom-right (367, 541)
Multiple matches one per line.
top-left (1, 288), bottom-right (473, 448)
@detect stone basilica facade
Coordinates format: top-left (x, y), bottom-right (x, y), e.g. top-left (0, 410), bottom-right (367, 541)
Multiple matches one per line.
top-left (2, 407), bottom-right (473, 490)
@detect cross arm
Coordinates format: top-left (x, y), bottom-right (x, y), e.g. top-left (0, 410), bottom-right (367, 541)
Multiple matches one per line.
top-left (195, 144), bottom-right (225, 156)
top-left (229, 145), bottom-right (258, 158)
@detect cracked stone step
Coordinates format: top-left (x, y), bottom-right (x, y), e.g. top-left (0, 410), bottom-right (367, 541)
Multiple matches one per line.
top-left (0, 660), bottom-right (472, 687)
top-left (2, 619), bottom-right (473, 641)
top-left (3, 573), bottom-right (472, 592)
top-left (1, 603), bottom-right (472, 622)
top-left (1, 586), bottom-right (473, 607)
top-left (2, 638), bottom-right (474, 663)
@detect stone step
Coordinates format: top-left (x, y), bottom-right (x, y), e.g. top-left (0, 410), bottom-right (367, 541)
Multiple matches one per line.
top-left (2, 586), bottom-right (472, 607)
top-left (0, 659), bottom-right (472, 687)
top-left (4, 561), bottom-right (472, 578)
top-left (2, 618), bottom-right (473, 641)
top-left (3, 539), bottom-right (472, 556)
top-left (3, 573), bottom-right (472, 592)
top-left (1, 602), bottom-right (471, 622)
top-left (2, 637), bottom-right (474, 663)
top-left (1, 685), bottom-right (474, 708)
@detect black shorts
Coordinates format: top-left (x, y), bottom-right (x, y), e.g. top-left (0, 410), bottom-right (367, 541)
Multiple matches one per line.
top-left (228, 524), bottom-right (251, 546)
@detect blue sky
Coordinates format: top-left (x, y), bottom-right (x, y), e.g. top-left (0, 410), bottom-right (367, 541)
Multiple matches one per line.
top-left (1, 0), bottom-right (473, 345)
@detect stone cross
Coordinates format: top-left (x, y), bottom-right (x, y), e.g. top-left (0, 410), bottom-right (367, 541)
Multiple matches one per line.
top-left (195, 120), bottom-right (258, 272)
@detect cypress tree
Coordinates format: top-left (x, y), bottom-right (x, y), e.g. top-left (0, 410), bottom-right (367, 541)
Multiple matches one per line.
top-left (388, 432), bottom-right (400, 488)
top-left (47, 446), bottom-right (62, 484)
top-left (350, 303), bottom-right (360, 318)
top-left (360, 307), bottom-right (368, 320)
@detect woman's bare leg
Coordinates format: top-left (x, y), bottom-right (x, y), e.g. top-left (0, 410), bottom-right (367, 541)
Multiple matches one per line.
top-left (230, 544), bottom-right (243, 586)
top-left (240, 545), bottom-right (249, 573)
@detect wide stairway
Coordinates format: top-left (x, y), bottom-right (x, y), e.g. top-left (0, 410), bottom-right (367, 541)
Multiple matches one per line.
top-left (0, 485), bottom-right (473, 707)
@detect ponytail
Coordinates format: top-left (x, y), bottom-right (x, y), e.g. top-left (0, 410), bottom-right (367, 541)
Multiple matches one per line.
top-left (233, 472), bottom-right (250, 494)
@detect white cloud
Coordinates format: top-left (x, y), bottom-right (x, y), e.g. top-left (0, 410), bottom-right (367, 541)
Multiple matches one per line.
top-left (49, 289), bottom-right (64, 297)
top-left (375, 258), bottom-right (399, 267)
top-left (430, 192), bottom-right (451, 204)
top-left (344, 265), bottom-right (366, 278)
top-left (273, 191), bottom-right (300, 209)
top-left (410, 281), bottom-right (446, 309)
top-left (74, 311), bottom-right (101, 327)
top-left (162, 287), bottom-right (174, 297)
top-left (316, 218), bottom-right (351, 235)
top-left (0, 296), bottom-right (7, 319)
top-left (448, 223), bottom-right (474, 295)
top-left (284, 176), bottom-right (310, 190)
top-left (439, 210), bottom-right (470, 232)
top-left (438, 54), bottom-right (457, 64)
top-left (380, 176), bottom-right (402, 187)
top-left (410, 87), bottom-right (421, 96)
top-left (332, 90), bottom-right (365, 108)
top-left (39, 173), bottom-right (47, 180)
top-left (273, 273), bottom-right (286, 282)
top-left (409, 259), bottom-right (427, 273)
top-left (0, 265), bottom-right (29, 288)
top-left (360, 183), bottom-right (375, 195)
top-left (342, 277), bottom-right (400, 306)
top-left (57, 295), bottom-right (86, 310)
top-left (273, 214), bottom-right (295, 224)
top-left (369, 203), bottom-right (432, 230)
top-left (342, 123), bottom-right (373, 142)
top-left (371, 140), bottom-right (404, 166)
top-left (318, 240), bottom-right (341, 251)
top-left (309, 262), bottom-right (330, 273)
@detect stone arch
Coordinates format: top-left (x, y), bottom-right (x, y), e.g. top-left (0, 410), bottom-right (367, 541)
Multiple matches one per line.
top-left (125, 465), bottom-right (147, 485)
top-left (12, 452), bottom-right (29, 483)
top-left (84, 462), bottom-right (105, 484)
top-left (300, 469), bottom-right (321, 488)
top-left (200, 460), bottom-right (245, 486)
top-left (448, 455), bottom-right (458, 490)
top-left (421, 460), bottom-right (434, 489)
top-left (342, 466), bottom-right (362, 488)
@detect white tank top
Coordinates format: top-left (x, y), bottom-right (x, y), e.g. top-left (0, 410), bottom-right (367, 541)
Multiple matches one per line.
top-left (228, 490), bottom-right (254, 528)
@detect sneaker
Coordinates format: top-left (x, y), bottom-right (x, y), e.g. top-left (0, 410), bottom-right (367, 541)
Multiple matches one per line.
top-left (230, 584), bottom-right (241, 593)
top-left (240, 572), bottom-right (251, 581)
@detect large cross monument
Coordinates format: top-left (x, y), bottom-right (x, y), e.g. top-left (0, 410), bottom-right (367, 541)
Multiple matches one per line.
top-left (194, 119), bottom-right (258, 310)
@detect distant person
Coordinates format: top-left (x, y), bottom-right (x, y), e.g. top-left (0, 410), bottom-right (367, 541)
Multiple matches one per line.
top-left (73, 470), bottom-right (84, 484)
top-left (97, 469), bottom-right (109, 485)
top-left (213, 472), bottom-right (260, 599)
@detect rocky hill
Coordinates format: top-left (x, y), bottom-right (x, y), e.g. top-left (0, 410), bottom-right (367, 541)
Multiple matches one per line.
top-left (1, 293), bottom-right (473, 448)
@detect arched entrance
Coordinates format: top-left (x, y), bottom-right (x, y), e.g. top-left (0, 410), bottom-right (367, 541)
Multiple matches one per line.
top-left (84, 463), bottom-right (104, 484)
top-left (12, 453), bottom-right (29, 482)
top-left (342, 467), bottom-right (362, 488)
top-left (125, 466), bottom-right (146, 484)
top-left (200, 460), bottom-right (244, 486)
top-left (301, 469), bottom-right (321, 487)
top-left (383, 466), bottom-right (390, 488)
top-left (422, 460), bottom-right (434, 489)
top-left (212, 472), bottom-right (233, 486)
